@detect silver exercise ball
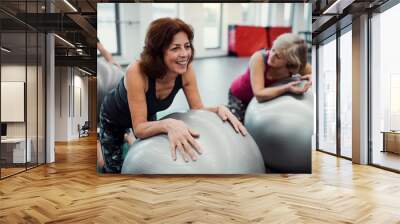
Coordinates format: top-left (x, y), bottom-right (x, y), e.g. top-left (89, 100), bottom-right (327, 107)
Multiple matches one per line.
top-left (244, 79), bottom-right (313, 173)
top-left (97, 58), bottom-right (124, 118)
top-left (121, 110), bottom-right (266, 174)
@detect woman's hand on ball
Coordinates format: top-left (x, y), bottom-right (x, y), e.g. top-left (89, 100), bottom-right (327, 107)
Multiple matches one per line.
top-left (217, 105), bottom-right (247, 136)
top-left (163, 118), bottom-right (202, 162)
top-left (300, 74), bottom-right (312, 90)
top-left (300, 74), bottom-right (312, 85)
top-left (287, 81), bottom-right (309, 94)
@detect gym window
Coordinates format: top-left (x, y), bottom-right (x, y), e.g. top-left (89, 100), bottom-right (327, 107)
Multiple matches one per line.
top-left (97, 3), bottom-right (121, 56)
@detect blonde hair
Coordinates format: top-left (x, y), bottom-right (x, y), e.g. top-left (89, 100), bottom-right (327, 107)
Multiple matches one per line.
top-left (271, 33), bottom-right (308, 74)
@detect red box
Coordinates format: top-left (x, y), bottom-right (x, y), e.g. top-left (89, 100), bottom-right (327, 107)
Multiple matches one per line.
top-left (228, 25), bottom-right (268, 57)
top-left (228, 25), bottom-right (292, 57)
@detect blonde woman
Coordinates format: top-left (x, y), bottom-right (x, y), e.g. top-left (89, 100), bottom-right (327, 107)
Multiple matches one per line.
top-left (228, 33), bottom-right (312, 122)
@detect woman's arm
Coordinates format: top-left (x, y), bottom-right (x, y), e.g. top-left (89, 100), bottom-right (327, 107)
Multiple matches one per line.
top-left (182, 65), bottom-right (247, 135)
top-left (97, 41), bottom-right (120, 68)
top-left (126, 63), bottom-right (201, 161)
top-left (125, 63), bottom-right (167, 139)
top-left (249, 52), bottom-right (291, 102)
top-left (181, 64), bottom-right (205, 110)
top-left (249, 52), bottom-right (307, 102)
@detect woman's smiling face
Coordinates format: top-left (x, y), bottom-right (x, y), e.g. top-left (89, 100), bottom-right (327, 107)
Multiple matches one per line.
top-left (163, 31), bottom-right (192, 75)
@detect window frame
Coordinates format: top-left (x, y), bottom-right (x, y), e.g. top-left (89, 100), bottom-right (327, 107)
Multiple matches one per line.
top-left (369, 0), bottom-right (400, 173)
top-left (113, 3), bottom-right (121, 56)
top-left (314, 19), bottom-right (353, 161)
top-left (97, 3), bottom-right (121, 56)
top-left (203, 3), bottom-right (223, 50)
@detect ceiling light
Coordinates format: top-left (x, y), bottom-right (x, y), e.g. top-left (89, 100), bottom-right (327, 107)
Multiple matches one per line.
top-left (54, 34), bottom-right (75, 48)
top-left (1, 47), bottom-right (11, 53)
top-left (322, 0), bottom-right (354, 15)
top-left (63, 0), bottom-right (78, 12)
top-left (78, 67), bottom-right (92, 76)
top-left (323, 0), bottom-right (341, 14)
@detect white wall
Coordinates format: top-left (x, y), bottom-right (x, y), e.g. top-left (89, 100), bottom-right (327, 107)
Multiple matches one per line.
top-left (54, 67), bottom-right (89, 141)
top-left (114, 3), bottom-right (247, 61)
top-left (182, 3), bottom-right (225, 58)
top-left (1, 65), bottom-right (41, 135)
top-left (72, 74), bottom-right (89, 138)
top-left (1, 65), bottom-right (26, 138)
top-left (55, 66), bottom-right (68, 141)
top-left (269, 4), bottom-right (286, 26)
top-left (1, 64), bottom-right (46, 164)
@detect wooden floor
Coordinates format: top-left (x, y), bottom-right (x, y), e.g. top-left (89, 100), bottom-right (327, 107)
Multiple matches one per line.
top-left (1, 135), bottom-right (400, 223)
top-left (1, 167), bottom-right (26, 178)
top-left (1, 163), bottom-right (45, 178)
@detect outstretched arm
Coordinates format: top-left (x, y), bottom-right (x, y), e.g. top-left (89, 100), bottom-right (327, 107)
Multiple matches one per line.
top-left (97, 41), bottom-right (120, 68)
top-left (125, 63), bottom-right (163, 139)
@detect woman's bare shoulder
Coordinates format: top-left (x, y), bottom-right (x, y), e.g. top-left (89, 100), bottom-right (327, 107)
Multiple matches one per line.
top-left (126, 61), bottom-right (146, 80)
top-left (249, 50), bottom-right (265, 67)
top-left (125, 61), bottom-right (147, 90)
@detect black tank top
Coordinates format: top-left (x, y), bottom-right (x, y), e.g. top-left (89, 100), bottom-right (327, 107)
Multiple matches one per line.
top-left (101, 75), bottom-right (183, 129)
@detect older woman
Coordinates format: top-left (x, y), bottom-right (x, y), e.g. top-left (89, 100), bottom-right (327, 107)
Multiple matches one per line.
top-left (227, 33), bottom-right (312, 122)
top-left (99, 18), bottom-right (246, 173)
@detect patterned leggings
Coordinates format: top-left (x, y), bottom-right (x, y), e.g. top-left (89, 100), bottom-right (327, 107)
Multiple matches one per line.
top-left (99, 112), bottom-right (129, 173)
top-left (227, 90), bottom-right (249, 123)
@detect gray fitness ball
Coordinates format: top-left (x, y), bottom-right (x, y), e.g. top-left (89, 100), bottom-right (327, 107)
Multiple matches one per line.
top-left (121, 110), bottom-right (266, 174)
top-left (244, 78), bottom-right (313, 173)
top-left (97, 58), bottom-right (124, 118)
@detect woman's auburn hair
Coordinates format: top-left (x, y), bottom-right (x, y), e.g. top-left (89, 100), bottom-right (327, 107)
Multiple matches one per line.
top-left (139, 18), bottom-right (195, 79)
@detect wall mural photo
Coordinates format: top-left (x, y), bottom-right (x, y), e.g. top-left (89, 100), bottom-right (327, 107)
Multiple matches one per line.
top-left (96, 3), bottom-right (313, 174)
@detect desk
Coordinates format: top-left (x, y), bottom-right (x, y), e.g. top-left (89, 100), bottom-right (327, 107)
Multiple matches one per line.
top-left (381, 131), bottom-right (400, 154)
top-left (1, 138), bottom-right (31, 163)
